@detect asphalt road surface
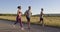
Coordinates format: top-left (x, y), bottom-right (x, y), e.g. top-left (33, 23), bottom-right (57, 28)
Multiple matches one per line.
top-left (0, 20), bottom-right (60, 32)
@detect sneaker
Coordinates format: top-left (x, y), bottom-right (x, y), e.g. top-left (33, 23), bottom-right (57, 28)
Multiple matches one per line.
top-left (21, 28), bottom-right (24, 30)
top-left (12, 24), bottom-right (16, 28)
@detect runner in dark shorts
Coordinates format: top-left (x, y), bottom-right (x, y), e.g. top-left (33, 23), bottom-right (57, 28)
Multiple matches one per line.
top-left (25, 6), bottom-right (32, 29)
top-left (40, 18), bottom-right (43, 21)
top-left (26, 16), bottom-right (30, 22)
top-left (39, 8), bottom-right (44, 27)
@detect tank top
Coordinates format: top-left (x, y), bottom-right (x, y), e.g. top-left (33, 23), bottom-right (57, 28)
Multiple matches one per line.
top-left (40, 11), bottom-right (43, 18)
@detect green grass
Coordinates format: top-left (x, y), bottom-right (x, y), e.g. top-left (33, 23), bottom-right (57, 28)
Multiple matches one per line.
top-left (0, 16), bottom-right (60, 28)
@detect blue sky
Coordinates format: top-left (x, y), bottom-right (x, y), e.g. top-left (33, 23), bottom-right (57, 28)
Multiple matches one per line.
top-left (0, 0), bottom-right (60, 15)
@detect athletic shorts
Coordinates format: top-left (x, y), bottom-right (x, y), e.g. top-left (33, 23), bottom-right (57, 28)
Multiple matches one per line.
top-left (40, 18), bottom-right (43, 21)
top-left (26, 16), bottom-right (30, 21)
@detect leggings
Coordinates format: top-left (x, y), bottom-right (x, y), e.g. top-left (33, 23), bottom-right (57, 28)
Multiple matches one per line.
top-left (14, 16), bottom-right (23, 27)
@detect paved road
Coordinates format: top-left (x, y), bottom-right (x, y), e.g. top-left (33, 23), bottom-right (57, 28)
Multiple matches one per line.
top-left (0, 20), bottom-right (60, 32)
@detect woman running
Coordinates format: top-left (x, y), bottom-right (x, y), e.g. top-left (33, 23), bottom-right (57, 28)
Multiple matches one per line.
top-left (13, 6), bottom-right (24, 30)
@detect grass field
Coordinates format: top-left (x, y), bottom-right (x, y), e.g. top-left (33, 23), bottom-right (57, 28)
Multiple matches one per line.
top-left (0, 16), bottom-right (60, 28)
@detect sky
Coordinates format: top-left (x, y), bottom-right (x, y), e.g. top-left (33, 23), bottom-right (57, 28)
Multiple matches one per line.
top-left (0, 0), bottom-right (60, 15)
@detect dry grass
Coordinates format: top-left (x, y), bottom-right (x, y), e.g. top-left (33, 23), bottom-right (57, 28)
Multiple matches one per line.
top-left (0, 16), bottom-right (60, 27)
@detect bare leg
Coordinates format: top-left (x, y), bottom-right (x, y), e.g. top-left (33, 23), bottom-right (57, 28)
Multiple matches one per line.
top-left (42, 19), bottom-right (44, 27)
top-left (26, 16), bottom-right (30, 29)
top-left (39, 18), bottom-right (42, 23)
top-left (27, 21), bottom-right (30, 29)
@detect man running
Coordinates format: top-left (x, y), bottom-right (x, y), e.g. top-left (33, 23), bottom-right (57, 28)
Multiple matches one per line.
top-left (39, 8), bottom-right (44, 27)
top-left (25, 6), bottom-right (32, 29)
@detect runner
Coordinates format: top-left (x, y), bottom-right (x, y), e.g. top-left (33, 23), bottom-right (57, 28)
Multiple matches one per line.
top-left (25, 6), bottom-right (32, 29)
top-left (39, 8), bottom-right (44, 27)
top-left (13, 6), bottom-right (24, 30)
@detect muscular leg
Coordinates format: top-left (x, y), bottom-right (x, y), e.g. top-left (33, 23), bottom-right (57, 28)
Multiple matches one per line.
top-left (39, 18), bottom-right (42, 23)
top-left (27, 17), bottom-right (30, 29)
top-left (42, 19), bottom-right (44, 27)
top-left (27, 20), bottom-right (30, 29)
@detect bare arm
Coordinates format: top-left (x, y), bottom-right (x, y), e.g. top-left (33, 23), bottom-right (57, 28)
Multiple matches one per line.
top-left (17, 10), bottom-right (19, 15)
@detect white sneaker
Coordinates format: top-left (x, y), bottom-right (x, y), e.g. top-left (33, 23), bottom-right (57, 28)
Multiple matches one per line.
top-left (21, 28), bottom-right (24, 30)
top-left (12, 24), bottom-right (16, 28)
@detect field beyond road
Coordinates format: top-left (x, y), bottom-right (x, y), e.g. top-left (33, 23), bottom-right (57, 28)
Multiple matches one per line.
top-left (0, 16), bottom-right (60, 28)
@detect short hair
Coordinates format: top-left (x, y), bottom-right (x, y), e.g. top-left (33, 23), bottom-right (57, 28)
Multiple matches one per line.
top-left (28, 6), bottom-right (31, 9)
top-left (41, 8), bottom-right (43, 11)
top-left (17, 6), bottom-right (21, 9)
